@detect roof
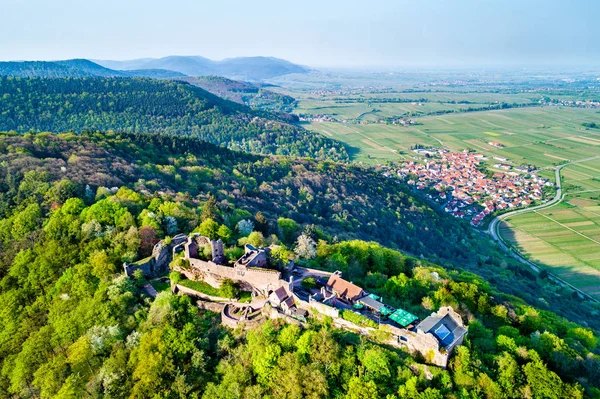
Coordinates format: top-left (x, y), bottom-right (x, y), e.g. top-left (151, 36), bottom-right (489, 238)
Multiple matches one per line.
top-left (270, 286), bottom-right (288, 303)
top-left (389, 309), bottom-right (418, 327)
top-left (359, 295), bottom-right (385, 311)
top-left (282, 296), bottom-right (295, 309)
top-left (326, 274), bottom-right (364, 301)
top-left (416, 313), bottom-right (467, 349)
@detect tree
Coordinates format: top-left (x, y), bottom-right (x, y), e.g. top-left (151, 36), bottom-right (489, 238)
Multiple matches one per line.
top-left (345, 377), bottom-right (378, 399)
top-left (200, 195), bottom-right (218, 221)
top-left (361, 348), bottom-right (391, 381)
top-left (139, 226), bottom-right (158, 257)
top-left (247, 231), bottom-right (266, 248)
top-left (254, 211), bottom-right (269, 234)
top-left (301, 277), bottom-right (316, 290)
top-left (89, 250), bottom-right (116, 279)
top-left (217, 225), bottom-right (233, 242)
top-left (11, 203), bottom-right (42, 240)
top-left (237, 219), bottom-right (254, 236)
top-left (278, 218), bottom-right (298, 244)
top-left (197, 218), bottom-right (219, 240)
top-left (220, 279), bottom-right (240, 299)
top-left (295, 234), bottom-right (316, 259)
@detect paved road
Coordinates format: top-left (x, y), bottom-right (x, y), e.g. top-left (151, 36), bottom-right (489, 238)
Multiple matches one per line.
top-left (486, 155), bottom-right (600, 302)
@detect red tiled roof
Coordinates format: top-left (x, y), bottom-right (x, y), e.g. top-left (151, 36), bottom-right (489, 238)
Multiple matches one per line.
top-left (327, 274), bottom-right (364, 301)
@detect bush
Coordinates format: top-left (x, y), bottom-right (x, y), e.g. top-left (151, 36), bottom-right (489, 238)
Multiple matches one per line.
top-left (169, 271), bottom-right (183, 285)
top-left (301, 277), bottom-right (316, 290)
top-left (341, 310), bottom-right (378, 328)
top-left (220, 279), bottom-right (241, 299)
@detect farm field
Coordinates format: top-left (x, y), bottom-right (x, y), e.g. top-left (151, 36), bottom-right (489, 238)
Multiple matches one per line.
top-left (304, 106), bottom-right (600, 166)
top-left (500, 158), bottom-right (600, 299)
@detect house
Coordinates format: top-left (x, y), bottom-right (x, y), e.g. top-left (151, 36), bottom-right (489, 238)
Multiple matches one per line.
top-left (269, 286), bottom-right (290, 307)
top-left (326, 271), bottom-right (365, 303)
top-left (415, 307), bottom-right (467, 352)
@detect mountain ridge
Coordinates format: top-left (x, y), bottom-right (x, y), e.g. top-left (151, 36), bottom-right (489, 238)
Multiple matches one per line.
top-left (0, 59), bottom-right (186, 79)
top-left (94, 55), bottom-right (310, 80)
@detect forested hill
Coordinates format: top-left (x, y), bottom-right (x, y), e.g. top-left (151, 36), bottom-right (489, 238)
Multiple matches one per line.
top-left (0, 77), bottom-right (349, 161)
top-left (0, 130), bottom-right (599, 398)
top-left (0, 59), bottom-right (185, 79)
top-left (179, 75), bottom-right (297, 113)
top-left (1, 130), bottom-right (598, 333)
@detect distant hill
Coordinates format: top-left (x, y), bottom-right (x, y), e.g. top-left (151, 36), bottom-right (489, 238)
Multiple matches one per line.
top-left (0, 77), bottom-right (348, 161)
top-left (178, 75), bottom-right (297, 112)
top-left (95, 55), bottom-right (310, 81)
top-left (0, 59), bottom-right (186, 79)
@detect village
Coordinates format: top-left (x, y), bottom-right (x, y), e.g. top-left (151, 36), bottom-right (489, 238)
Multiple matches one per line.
top-left (390, 148), bottom-right (552, 226)
top-left (124, 233), bottom-right (467, 368)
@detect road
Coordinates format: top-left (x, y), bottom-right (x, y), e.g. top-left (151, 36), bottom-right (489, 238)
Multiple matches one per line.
top-left (486, 155), bottom-right (600, 302)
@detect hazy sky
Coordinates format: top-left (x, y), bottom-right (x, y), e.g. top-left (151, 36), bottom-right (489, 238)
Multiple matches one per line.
top-left (2, 0), bottom-right (598, 68)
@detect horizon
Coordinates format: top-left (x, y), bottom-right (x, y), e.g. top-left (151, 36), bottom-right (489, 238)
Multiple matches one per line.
top-left (2, 0), bottom-right (599, 69)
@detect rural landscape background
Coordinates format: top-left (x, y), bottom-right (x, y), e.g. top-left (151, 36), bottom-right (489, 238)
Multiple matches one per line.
top-left (1, 1), bottom-right (600, 398)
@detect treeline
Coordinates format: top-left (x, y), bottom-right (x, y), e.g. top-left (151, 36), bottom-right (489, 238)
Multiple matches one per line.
top-left (0, 172), bottom-right (598, 397)
top-left (0, 77), bottom-right (349, 161)
top-left (1, 130), bottom-right (599, 333)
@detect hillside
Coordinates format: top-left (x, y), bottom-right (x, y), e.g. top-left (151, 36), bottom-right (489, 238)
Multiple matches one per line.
top-left (179, 75), bottom-right (297, 112)
top-left (1, 131), bottom-right (598, 330)
top-left (0, 59), bottom-right (186, 79)
top-left (95, 55), bottom-right (310, 81)
top-left (0, 130), bottom-right (599, 398)
top-left (0, 77), bottom-right (348, 161)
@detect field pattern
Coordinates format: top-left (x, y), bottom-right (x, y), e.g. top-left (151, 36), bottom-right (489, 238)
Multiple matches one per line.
top-left (500, 158), bottom-right (600, 299)
top-left (305, 107), bottom-right (600, 165)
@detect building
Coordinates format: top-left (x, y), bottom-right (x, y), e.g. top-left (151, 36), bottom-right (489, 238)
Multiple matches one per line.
top-left (326, 271), bottom-right (365, 303)
top-left (415, 307), bottom-right (467, 352)
top-left (176, 235), bottom-right (284, 295)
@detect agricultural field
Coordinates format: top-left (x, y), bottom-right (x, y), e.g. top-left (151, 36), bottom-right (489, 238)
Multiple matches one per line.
top-left (291, 82), bottom-right (600, 298)
top-left (303, 106), bottom-right (600, 165)
top-left (500, 158), bottom-right (600, 299)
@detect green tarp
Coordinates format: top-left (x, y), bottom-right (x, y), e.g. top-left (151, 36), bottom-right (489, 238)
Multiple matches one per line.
top-left (380, 306), bottom-right (394, 316)
top-left (389, 309), bottom-right (418, 327)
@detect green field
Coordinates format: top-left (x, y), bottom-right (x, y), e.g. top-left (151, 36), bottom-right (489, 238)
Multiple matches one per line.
top-left (304, 107), bottom-right (600, 165)
top-left (500, 158), bottom-right (600, 299)
top-left (291, 81), bottom-right (600, 297)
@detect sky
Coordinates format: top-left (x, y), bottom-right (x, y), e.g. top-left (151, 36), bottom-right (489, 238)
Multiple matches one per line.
top-left (1, 0), bottom-right (599, 68)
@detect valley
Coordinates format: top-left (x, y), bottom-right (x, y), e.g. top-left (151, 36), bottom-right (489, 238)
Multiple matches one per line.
top-left (272, 70), bottom-right (600, 303)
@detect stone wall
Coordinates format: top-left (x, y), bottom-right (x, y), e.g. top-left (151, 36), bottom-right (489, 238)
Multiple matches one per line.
top-left (221, 304), bottom-right (266, 330)
top-left (185, 257), bottom-right (283, 295)
top-left (196, 299), bottom-right (226, 313)
top-left (123, 233), bottom-right (188, 278)
top-left (393, 327), bottom-right (449, 368)
top-left (307, 296), bottom-right (340, 318)
top-left (172, 283), bottom-right (231, 302)
top-left (123, 258), bottom-right (154, 277)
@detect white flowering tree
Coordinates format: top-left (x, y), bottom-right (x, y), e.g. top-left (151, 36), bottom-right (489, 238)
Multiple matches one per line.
top-left (294, 234), bottom-right (316, 259)
top-left (164, 216), bottom-right (178, 235)
top-left (237, 219), bottom-right (254, 236)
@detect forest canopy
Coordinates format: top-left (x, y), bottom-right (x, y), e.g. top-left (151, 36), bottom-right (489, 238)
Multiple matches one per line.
top-left (0, 77), bottom-right (349, 161)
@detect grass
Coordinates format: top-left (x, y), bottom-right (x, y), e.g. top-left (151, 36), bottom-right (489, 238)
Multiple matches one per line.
top-left (178, 278), bottom-right (252, 301)
top-left (149, 279), bottom-right (171, 293)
